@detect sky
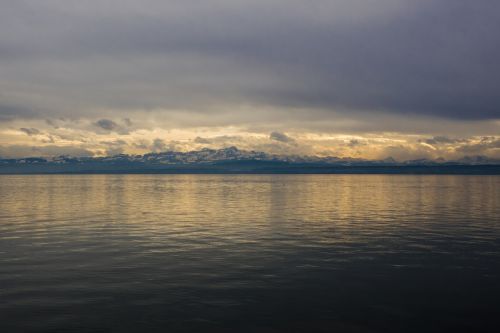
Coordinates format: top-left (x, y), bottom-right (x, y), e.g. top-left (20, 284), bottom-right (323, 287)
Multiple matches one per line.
top-left (0, 0), bottom-right (499, 160)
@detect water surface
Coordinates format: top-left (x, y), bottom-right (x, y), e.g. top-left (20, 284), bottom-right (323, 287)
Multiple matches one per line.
top-left (1, 175), bottom-right (499, 332)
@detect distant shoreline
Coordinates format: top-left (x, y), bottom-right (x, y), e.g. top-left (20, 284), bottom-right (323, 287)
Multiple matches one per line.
top-left (1, 165), bottom-right (499, 175)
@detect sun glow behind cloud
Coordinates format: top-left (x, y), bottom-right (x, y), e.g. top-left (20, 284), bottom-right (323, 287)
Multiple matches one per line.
top-left (1, 113), bottom-right (498, 161)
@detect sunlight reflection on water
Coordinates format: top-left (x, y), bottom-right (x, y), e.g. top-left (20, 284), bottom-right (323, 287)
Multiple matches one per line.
top-left (0, 175), bottom-right (499, 332)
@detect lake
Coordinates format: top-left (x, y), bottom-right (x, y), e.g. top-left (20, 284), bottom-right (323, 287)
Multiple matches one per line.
top-left (1, 175), bottom-right (499, 332)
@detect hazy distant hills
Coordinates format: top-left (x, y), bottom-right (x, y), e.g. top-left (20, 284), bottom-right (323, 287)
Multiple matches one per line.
top-left (1, 147), bottom-right (499, 174)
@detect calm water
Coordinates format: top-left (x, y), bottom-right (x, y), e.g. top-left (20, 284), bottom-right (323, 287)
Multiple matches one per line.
top-left (0, 175), bottom-right (499, 332)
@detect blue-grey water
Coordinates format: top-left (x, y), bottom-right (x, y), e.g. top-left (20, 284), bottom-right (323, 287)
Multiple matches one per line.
top-left (0, 175), bottom-right (499, 332)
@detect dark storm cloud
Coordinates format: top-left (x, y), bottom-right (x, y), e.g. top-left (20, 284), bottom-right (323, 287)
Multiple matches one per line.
top-left (0, 0), bottom-right (499, 122)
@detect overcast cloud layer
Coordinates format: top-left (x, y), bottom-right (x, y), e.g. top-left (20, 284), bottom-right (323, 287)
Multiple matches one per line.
top-left (0, 0), bottom-right (499, 159)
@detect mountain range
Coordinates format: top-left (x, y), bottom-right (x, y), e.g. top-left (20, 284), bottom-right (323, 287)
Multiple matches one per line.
top-left (1, 147), bottom-right (499, 174)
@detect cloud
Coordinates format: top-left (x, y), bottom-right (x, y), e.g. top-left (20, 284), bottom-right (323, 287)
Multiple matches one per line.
top-left (1, 121), bottom-right (499, 160)
top-left (105, 147), bottom-right (124, 156)
top-left (132, 140), bottom-right (150, 150)
top-left (423, 136), bottom-right (468, 145)
top-left (19, 127), bottom-right (41, 136)
top-left (0, 1), bottom-right (499, 159)
top-left (0, 145), bottom-right (94, 158)
top-left (0, 104), bottom-right (36, 121)
top-left (381, 145), bottom-right (435, 162)
top-left (45, 119), bottom-right (59, 129)
top-left (455, 138), bottom-right (500, 156)
top-left (270, 131), bottom-right (295, 143)
top-left (99, 139), bottom-right (128, 156)
top-left (95, 119), bottom-right (118, 131)
top-left (151, 138), bottom-right (167, 153)
top-left (0, 0), bottom-right (499, 123)
top-left (194, 137), bottom-right (212, 144)
top-left (123, 118), bottom-right (133, 127)
top-left (348, 139), bottom-right (365, 147)
top-left (94, 118), bottom-right (129, 134)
